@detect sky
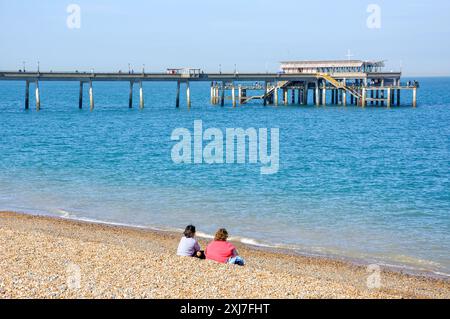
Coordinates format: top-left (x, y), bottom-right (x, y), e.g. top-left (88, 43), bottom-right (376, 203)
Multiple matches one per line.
top-left (1, 0), bottom-right (449, 76)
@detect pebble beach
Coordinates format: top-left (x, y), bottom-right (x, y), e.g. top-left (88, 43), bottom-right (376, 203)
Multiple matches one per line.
top-left (0, 211), bottom-right (449, 299)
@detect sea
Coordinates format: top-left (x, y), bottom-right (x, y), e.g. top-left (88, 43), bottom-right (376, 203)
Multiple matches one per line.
top-left (0, 77), bottom-right (449, 277)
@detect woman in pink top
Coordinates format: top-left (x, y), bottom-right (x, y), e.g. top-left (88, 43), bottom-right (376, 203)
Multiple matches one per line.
top-left (205, 228), bottom-right (245, 266)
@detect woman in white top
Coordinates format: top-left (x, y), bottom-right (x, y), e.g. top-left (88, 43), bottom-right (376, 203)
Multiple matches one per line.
top-left (176, 225), bottom-right (205, 259)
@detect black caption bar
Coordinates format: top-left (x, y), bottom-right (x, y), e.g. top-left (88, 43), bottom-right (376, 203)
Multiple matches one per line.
top-left (0, 299), bottom-right (445, 318)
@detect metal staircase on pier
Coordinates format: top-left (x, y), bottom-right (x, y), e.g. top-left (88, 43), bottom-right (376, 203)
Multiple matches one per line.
top-left (241, 81), bottom-right (291, 104)
top-left (317, 73), bottom-right (361, 99)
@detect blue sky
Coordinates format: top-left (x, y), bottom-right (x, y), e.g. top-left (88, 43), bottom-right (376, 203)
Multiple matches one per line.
top-left (1, 0), bottom-right (449, 76)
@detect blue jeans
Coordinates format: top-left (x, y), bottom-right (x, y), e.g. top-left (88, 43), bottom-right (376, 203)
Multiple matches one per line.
top-left (227, 256), bottom-right (245, 266)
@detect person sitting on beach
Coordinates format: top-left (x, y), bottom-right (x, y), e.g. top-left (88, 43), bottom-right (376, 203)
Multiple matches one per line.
top-left (177, 225), bottom-right (205, 259)
top-left (205, 228), bottom-right (245, 266)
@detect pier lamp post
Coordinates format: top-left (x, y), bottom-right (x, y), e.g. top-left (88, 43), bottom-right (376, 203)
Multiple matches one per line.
top-left (128, 63), bottom-right (131, 74)
top-left (37, 61), bottom-right (40, 73)
top-left (142, 64), bottom-right (145, 75)
top-left (23, 61), bottom-right (26, 72)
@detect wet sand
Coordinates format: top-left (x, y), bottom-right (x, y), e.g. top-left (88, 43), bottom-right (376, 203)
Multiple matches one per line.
top-left (0, 211), bottom-right (449, 299)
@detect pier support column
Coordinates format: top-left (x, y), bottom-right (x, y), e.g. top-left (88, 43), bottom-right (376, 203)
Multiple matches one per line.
top-left (35, 80), bottom-right (40, 111)
top-left (376, 90), bottom-right (379, 106)
top-left (387, 88), bottom-right (392, 107)
top-left (322, 84), bottom-right (327, 106)
top-left (283, 88), bottom-right (288, 105)
top-left (331, 89), bottom-right (335, 104)
top-left (216, 83), bottom-right (220, 105)
top-left (312, 87), bottom-right (317, 105)
top-left (212, 84), bottom-right (217, 105)
top-left (397, 89), bottom-right (401, 106)
top-left (217, 85), bottom-right (220, 105)
top-left (273, 84), bottom-right (278, 106)
top-left (211, 84), bottom-right (215, 105)
top-left (129, 81), bottom-right (133, 108)
top-left (89, 80), bottom-right (94, 111)
top-left (220, 82), bottom-right (225, 107)
top-left (361, 88), bottom-right (367, 107)
top-left (314, 82), bottom-right (320, 106)
top-left (412, 87), bottom-right (417, 108)
top-left (263, 82), bottom-right (268, 106)
top-left (238, 85), bottom-right (242, 105)
top-left (350, 93), bottom-right (353, 105)
top-left (303, 83), bottom-right (309, 105)
top-left (186, 81), bottom-right (191, 108)
top-left (232, 84), bottom-right (236, 108)
top-left (210, 82), bottom-right (214, 105)
top-left (79, 82), bottom-right (83, 109)
top-left (25, 81), bottom-right (30, 110)
top-left (342, 90), bottom-right (347, 106)
top-left (381, 89), bottom-right (385, 106)
top-left (176, 81), bottom-right (180, 108)
top-left (297, 89), bottom-right (302, 105)
top-left (139, 81), bottom-right (144, 109)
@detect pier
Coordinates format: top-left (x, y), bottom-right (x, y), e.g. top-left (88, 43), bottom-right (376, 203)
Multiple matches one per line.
top-left (0, 60), bottom-right (419, 111)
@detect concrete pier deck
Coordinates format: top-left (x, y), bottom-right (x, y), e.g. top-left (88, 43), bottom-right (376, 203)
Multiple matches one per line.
top-left (0, 66), bottom-right (418, 110)
top-left (0, 71), bottom-right (401, 82)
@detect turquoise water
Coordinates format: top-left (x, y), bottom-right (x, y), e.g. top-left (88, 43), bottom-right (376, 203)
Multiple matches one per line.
top-left (1, 78), bottom-right (449, 276)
